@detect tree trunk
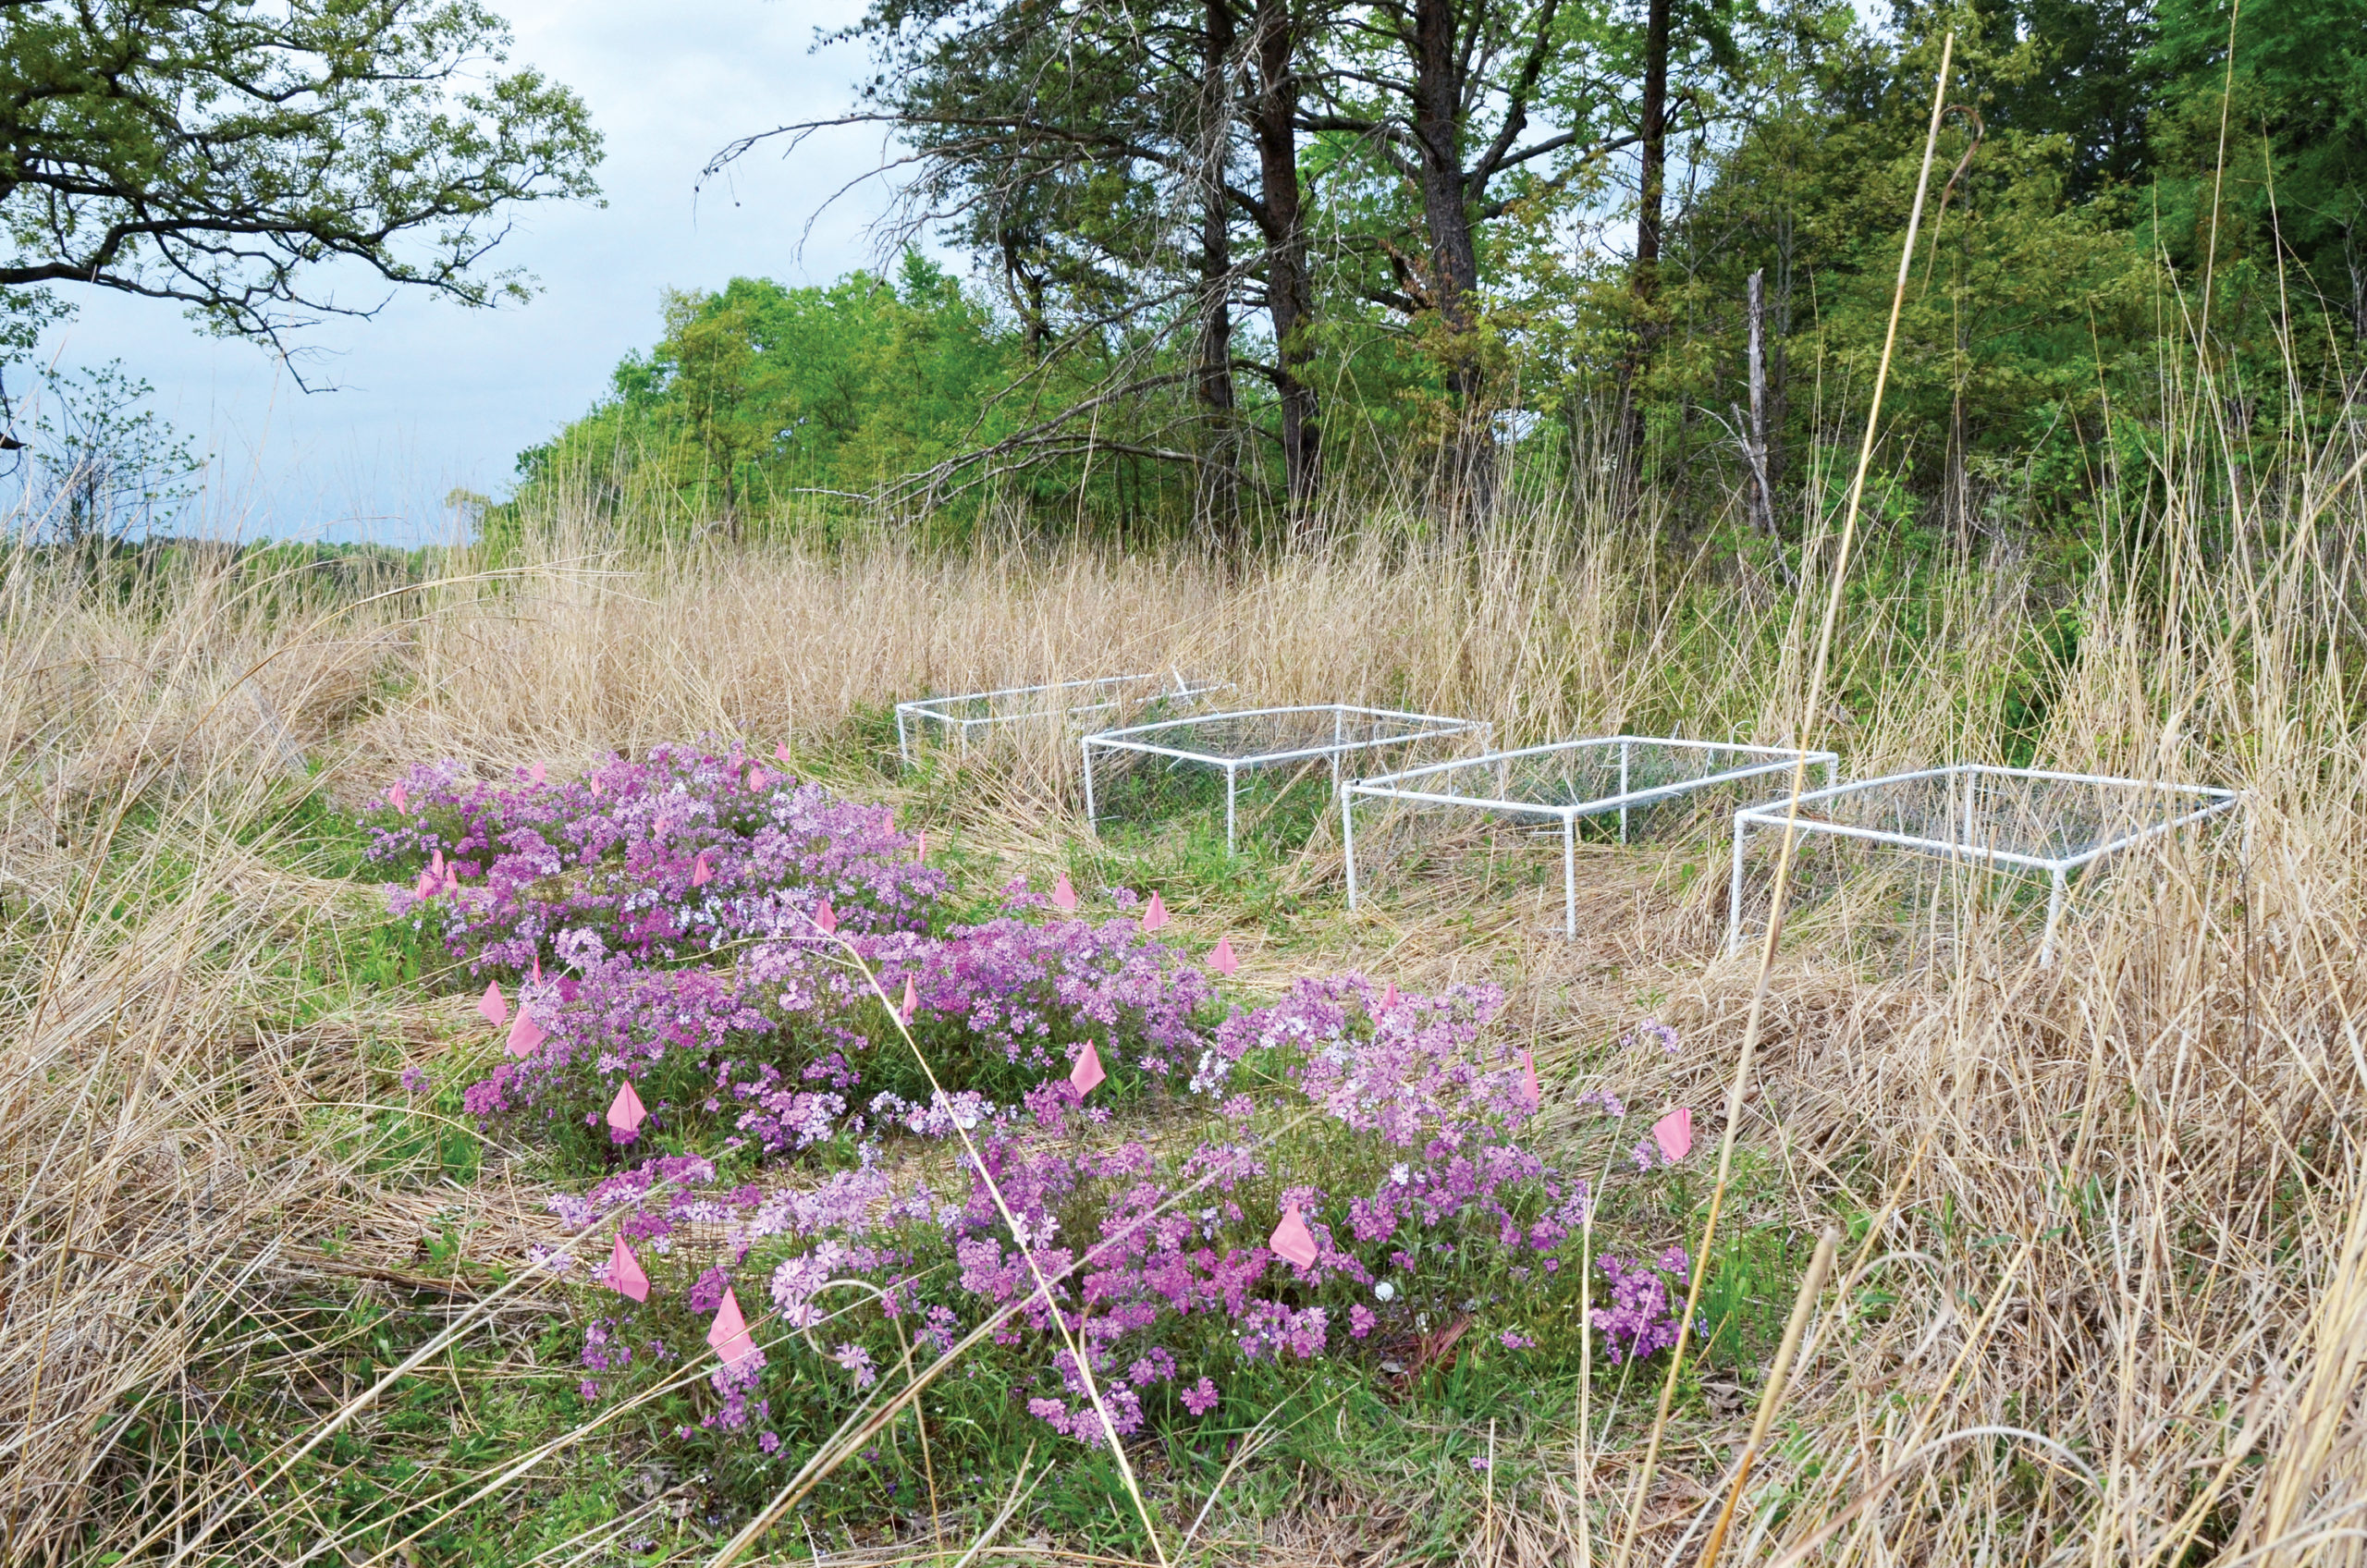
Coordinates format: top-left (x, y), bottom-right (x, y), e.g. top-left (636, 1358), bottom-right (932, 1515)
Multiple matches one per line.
top-left (1197, 0), bottom-right (1241, 539)
top-left (1251, 0), bottom-right (1320, 526)
top-left (1412, 0), bottom-right (1491, 506)
top-left (1618, 0), bottom-right (1671, 472)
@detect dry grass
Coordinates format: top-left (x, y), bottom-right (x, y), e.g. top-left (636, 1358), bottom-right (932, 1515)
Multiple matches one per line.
top-left (3, 417), bottom-right (2363, 1564)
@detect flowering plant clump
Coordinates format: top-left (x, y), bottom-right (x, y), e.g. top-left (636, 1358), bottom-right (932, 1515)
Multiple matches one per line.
top-left (368, 745), bottom-right (949, 974)
top-left (373, 751), bottom-right (1706, 1489)
top-left (460, 907), bottom-right (1220, 1162)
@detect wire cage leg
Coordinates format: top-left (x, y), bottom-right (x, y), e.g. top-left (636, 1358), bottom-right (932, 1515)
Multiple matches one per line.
top-left (2040, 868), bottom-right (2067, 966)
top-left (1563, 815), bottom-right (1578, 940)
top-left (1727, 815), bottom-right (1748, 957)
top-left (1343, 790), bottom-right (1362, 910)
top-left (1619, 740), bottom-right (1631, 844)
top-left (1225, 764), bottom-right (1239, 855)
top-left (896, 708), bottom-right (910, 770)
top-left (1082, 740), bottom-right (1099, 833)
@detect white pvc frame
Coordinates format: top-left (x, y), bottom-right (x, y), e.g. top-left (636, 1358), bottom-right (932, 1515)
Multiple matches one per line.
top-left (896, 671), bottom-right (1228, 768)
top-left (1082, 704), bottom-right (1491, 853)
top-left (1343, 737), bottom-right (1839, 940)
top-left (1726, 764), bottom-right (2241, 965)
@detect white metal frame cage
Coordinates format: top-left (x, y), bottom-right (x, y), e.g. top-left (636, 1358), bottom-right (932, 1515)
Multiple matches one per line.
top-left (895, 671), bottom-right (1229, 768)
top-left (1082, 704), bottom-right (1492, 853)
top-left (1343, 736), bottom-right (1840, 939)
top-left (1726, 764), bottom-right (2241, 964)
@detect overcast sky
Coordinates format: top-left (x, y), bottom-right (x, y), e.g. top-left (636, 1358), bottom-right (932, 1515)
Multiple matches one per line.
top-left (24, 0), bottom-right (901, 546)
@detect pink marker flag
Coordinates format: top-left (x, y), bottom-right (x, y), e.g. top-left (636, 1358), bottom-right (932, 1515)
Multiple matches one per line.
top-left (1519, 1049), bottom-right (1542, 1110)
top-left (745, 765), bottom-right (767, 791)
top-left (1140, 891), bottom-right (1170, 933)
top-left (529, 761), bottom-right (546, 785)
top-left (774, 741), bottom-right (793, 766)
top-left (1051, 874), bottom-right (1079, 913)
top-left (442, 868), bottom-right (460, 896)
top-left (692, 851), bottom-right (713, 888)
top-left (414, 870), bottom-right (436, 900)
top-left (531, 952), bottom-right (543, 984)
top-left (429, 849), bottom-right (446, 881)
top-left (1269, 1205), bottom-right (1319, 1269)
top-left (1380, 981), bottom-right (1399, 1012)
top-left (812, 899), bottom-right (838, 935)
top-left (1653, 1106), bottom-right (1694, 1163)
top-left (707, 1287), bottom-right (760, 1369)
top-left (1209, 937), bottom-right (1239, 976)
top-left (1069, 1039), bottom-right (1106, 1097)
top-left (606, 1235), bottom-right (650, 1302)
top-left (506, 1008), bottom-right (547, 1060)
top-left (898, 974), bottom-right (919, 1025)
top-left (914, 830), bottom-right (926, 862)
top-left (477, 981), bottom-right (509, 1027)
top-left (388, 781), bottom-right (409, 814)
top-left (607, 1078), bottom-right (648, 1135)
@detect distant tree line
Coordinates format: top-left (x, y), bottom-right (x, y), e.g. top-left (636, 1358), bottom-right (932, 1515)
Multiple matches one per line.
top-left (515, 0), bottom-right (2364, 551)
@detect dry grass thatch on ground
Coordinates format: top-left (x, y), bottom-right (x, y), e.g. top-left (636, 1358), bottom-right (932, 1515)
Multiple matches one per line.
top-left (2, 432), bottom-right (2364, 1565)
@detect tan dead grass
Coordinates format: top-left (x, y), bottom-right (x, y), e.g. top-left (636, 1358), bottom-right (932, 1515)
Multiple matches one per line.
top-left (2, 448), bottom-right (2362, 1564)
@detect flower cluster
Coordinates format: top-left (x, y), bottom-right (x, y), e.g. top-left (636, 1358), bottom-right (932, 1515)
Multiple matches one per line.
top-left (374, 750), bottom-right (1702, 1474)
top-left (1590, 1247), bottom-right (1692, 1364)
top-left (369, 744), bottom-right (948, 972)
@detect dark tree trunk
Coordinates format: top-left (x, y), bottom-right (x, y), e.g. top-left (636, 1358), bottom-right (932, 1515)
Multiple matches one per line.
top-left (1411, 0), bottom-right (1492, 504)
top-left (1618, 0), bottom-right (1671, 471)
top-left (1251, 0), bottom-right (1320, 525)
top-left (1197, 0), bottom-right (1241, 538)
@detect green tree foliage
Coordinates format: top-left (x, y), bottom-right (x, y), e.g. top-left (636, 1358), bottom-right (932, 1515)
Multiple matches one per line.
top-left (524, 0), bottom-right (2366, 547)
top-left (511, 256), bottom-right (1024, 534)
top-left (0, 0), bottom-right (604, 373)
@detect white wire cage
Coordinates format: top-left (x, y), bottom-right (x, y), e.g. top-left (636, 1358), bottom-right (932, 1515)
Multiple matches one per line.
top-left (1082, 704), bottom-right (1492, 853)
top-left (895, 671), bottom-right (1229, 768)
top-left (1343, 737), bottom-right (1840, 939)
top-left (1726, 764), bottom-right (2241, 965)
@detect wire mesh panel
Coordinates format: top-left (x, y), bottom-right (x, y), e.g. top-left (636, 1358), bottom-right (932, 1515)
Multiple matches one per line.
top-left (895, 672), bottom-right (1228, 768)
top-left (1727, 765), bottom-right (2240, 964)
top-left (1343, 738), bottom-right (1838, 939)
top-left (1082, 704), bottom-right (1490, 854)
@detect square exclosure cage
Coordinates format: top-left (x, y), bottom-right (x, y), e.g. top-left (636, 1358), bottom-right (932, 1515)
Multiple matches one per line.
top-left (1082, 704), bottom-right (1492, 853)
top-left (895, 672), bottom-right (1230, 768)
top-left (1343, 737), bottom-right (1839, 939)
top-left (1726, 764), bottom-right (2241, 965)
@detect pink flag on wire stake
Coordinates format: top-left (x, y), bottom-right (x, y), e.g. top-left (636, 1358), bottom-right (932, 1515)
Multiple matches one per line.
top-left (477, 981), bottom-right (508, 1027)
top-left (898, 975), bottom-right (918, 1025)
top-left (531, 953), bottom-right (543, 984)
top-left (745, 765), bottom-right (767, 791)
top-left (388, 781), bottom-right (408, 814)
top-left (1269, 1206), bottom-right (1319, 1269)
top-left (774, 741), bottom-right (793, 766)
top-left (1653, 1106), bottom-right (1694, 1163)
top-left (1380, 982), bottom-right (1398, 1012)
top-left (607, 1079), bottom-right (647, 1135)
top-left (414, 870), bottom-right (436, 900)
top-left (529, 761), bottom-right (546, 785)
top-left (1519, 1049), bottom-right (1542, 1110)
top-left (708, 1288), bottom-right (759, 1369)
top-left (429, 849), bottom-right (445, 881)
top-left (1140, 891), bottom-right (1169, 934)
top-left (914, 830), bottom-right (926, 862)
top-left (606, 1235), bottom-right (649, 1302)
top-left (1209, 937), bottom-right (1239, 976)
top-left (1050, 874), bottom-right (1079, 913)
top-left (442, 868), bottom-right (460, 896)
top-left (507, 1008), bottom-right (547, 1060)
top-left (692, 851), bottom-right (713, 888)
top-left (812, 899), bottom-right (838, 935)
top-left (1069, 1040), bottom-right (1106, 1097)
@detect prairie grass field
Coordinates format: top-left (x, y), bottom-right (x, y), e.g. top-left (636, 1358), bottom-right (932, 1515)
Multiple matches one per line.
top-left (4, 403), bottom-right (2365, 1568)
